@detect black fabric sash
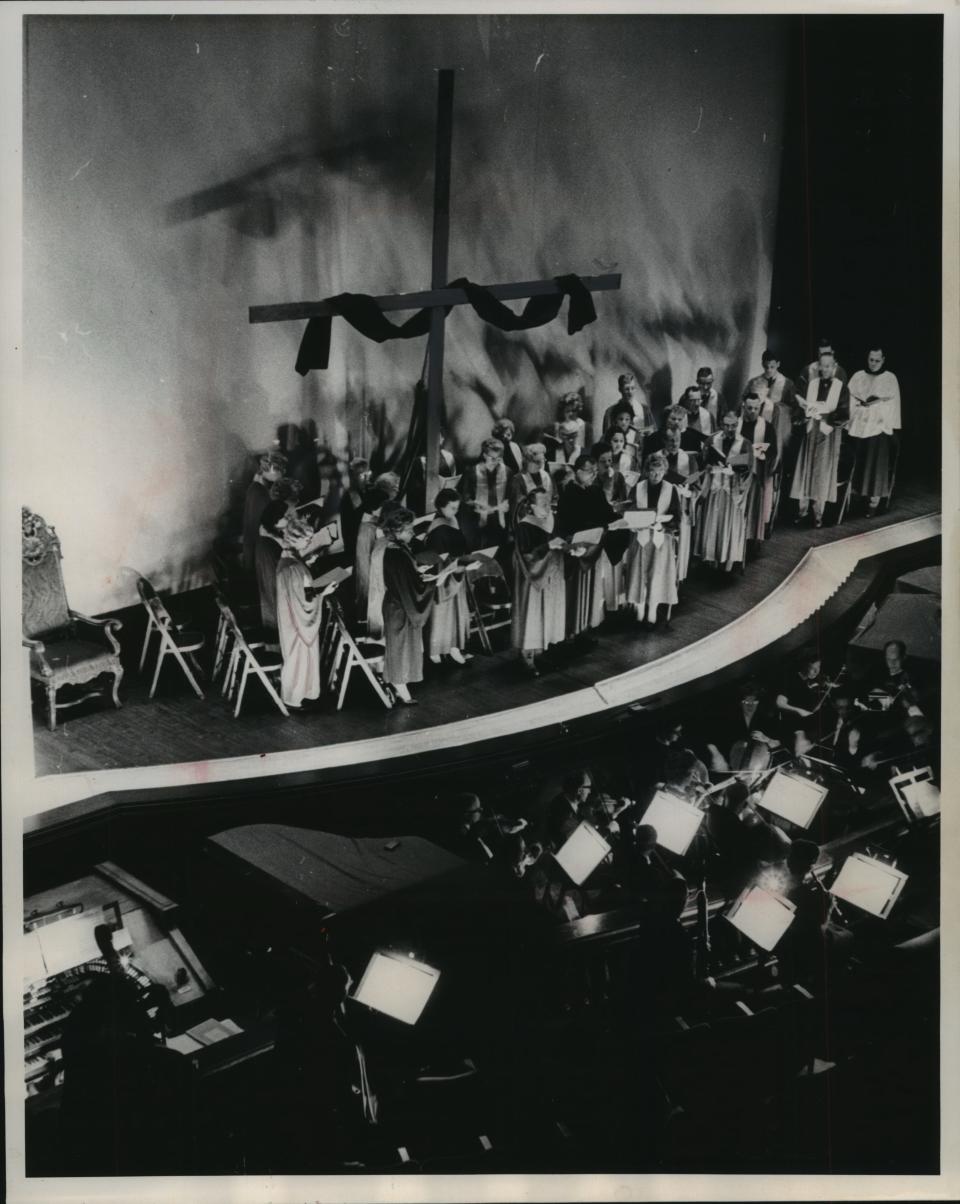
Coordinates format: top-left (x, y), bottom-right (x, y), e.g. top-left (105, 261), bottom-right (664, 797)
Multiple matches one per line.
top-left (294, 274), bottom-right (598, 375)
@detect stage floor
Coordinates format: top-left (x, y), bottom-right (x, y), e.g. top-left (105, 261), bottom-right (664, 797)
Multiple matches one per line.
top-left (30, 484), bottom-right (939, 784)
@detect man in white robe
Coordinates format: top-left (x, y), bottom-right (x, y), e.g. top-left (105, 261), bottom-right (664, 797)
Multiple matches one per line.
top-left (846, 348), bottom-right (901, 515)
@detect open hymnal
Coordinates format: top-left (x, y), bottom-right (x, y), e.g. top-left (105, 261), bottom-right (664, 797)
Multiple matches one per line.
top-left (570, 527), bottom-right (605, 546)
top-left (622, 509), bottom-right (673, 530)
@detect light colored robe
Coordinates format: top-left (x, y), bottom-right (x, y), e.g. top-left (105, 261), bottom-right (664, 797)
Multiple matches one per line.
top-left (625, 479), bottom-right (680, 621)
top-left (277, 553), bottom-right (321, 707)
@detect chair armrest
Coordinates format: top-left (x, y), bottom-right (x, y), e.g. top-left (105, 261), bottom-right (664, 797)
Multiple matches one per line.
top-left (22, 635), bottom-right (52, 676)
top-left (22, 635), bottom-right (46, 653)
top-left (70, 611), bottom-right (123, 654)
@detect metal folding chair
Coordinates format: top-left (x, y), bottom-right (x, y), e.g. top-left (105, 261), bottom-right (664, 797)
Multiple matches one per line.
top-left (215, 596), bottom-right (288, 718)
top-left (136, 576), bottom-right (205, 700)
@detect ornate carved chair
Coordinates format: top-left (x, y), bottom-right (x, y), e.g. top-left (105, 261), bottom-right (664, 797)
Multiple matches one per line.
top-left (21, 507), bottom-right (123, 731)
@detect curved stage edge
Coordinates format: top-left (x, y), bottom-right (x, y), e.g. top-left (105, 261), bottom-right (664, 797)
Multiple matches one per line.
top-left (22, 511), bottom-right (940, 834)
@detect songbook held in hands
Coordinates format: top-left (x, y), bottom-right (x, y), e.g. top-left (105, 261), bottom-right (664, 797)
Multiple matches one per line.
top-left (622, 509), bottom-right (672, 529)
top-left (310, 564), bottom-right (353, 589)
top-left (570, 527), bottom-right (605, 547)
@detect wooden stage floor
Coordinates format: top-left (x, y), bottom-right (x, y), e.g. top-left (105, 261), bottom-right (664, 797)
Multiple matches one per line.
top-left (31, 484), bottom-right (939, 780)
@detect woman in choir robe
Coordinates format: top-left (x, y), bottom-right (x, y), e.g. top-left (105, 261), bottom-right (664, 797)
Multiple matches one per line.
top-left (380, 507), bottom-right (437, 704)
top-left (553, 392), bottom-right (590, 452)
top-left (694, 411), bottom-right (754, 573)
top-left (511, 487), bottom-right (567, 676)
top-left (737, 393), bottom-right (780, 542)
top-left (354, 471), bottom-right (400, 627)
top-left (492, 418), bottom-right (525, 477)
top-left (662, 428), bottom-right (699, 584)
top-left (624, 452), bottom-right (681, 626)
top-left (276, 515), bottom-right (331, 709)
top-left (256, 496), bottom-right (297, 630)
top-left (556, 454), bottom-right (618, 641)
top-left (609, 428), bottom-right (638, 477)
top-left (243, 451), bottom-right (286, 574)
top-left (593, 442), bottom-right (631, 612)
top-left (424, 489), bottom-right (472, 666)
top-left (508, 442), bottom-right (555, 524)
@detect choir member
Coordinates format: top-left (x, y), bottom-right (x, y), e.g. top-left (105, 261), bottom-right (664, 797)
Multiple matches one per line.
top-left (337, 458), bottom-right (371, 567)
top-left (243, 451), bottom-right (286, 573)
top-left (492, 418), bottom-right (525, 476)
top-left (738, 392), bottom-right (780, 542)
top-left (276, 514), bottom-right (331, 709)
top-left (790, 351), bottom-right (849, 527)
top-left (696, 366), bottom-right (721, 427)
top-left (694, 411), bottom-right (753, 572)
top-left (798, 337), bottom-right (849, 391)
top-left (556, 454), bottom-right (619, 642)
top-left (624, 452), bottom-right (681, 626)
top-left (645, 405), bottom-right (707, 456)
top-left (256, 494), bottom-right (298, 630)
top-left (509, 442), bottom-right (555, 519)
top-left (380, 506), bottom-right (437, 705)
top-left (553, 392), bottom-right (589, 451)
top-left (547, 419), bottom-right (584, 480)
top-left (679, 385), bottom-right (714, 437)
top-left (406, 431), bottom-right (457, 514)
top-left (847, 347), bottom-right (901, 515)
top-left (745, 350), bottom-right (799, 468)
top-left (511, 486), bottom-right (567, 677)
top-left (609, 427), bottom-right (638, 476)
top-left (424, 488), bottom-right (472, 666)
top-left (354, 471), bottom-right (401, 627)
top-left (601, 372), bottom-right (657, 438)
top-left (662, 428), bottom-right (699, 583)
top-left (458, 437), bottom-right (513, 548)
top-left (594, 441), bottom-right (631, 612)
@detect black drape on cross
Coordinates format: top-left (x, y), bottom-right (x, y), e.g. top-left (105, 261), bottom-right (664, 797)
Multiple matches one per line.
top-left (250, 69), bottom-right (622, 511)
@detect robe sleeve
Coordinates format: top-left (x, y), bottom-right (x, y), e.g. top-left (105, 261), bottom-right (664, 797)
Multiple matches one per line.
top-left (516, 522), bottom-right (561, 587)
top-left (384, 546), bottom-right (434, 629)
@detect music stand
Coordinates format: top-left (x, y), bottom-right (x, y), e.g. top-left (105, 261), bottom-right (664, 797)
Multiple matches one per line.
top-left (725, 885), bottom-right (797, 952)
top-left (829, 853), bottom-right (908, 919)
top-left (640, 790), bottom-right (705, 856)
top-left (352, 951), bottom-right (441, 1025)
top-left (554, 821), bottom-right (612, 886)
top-left (890, 766), bottom-right (940, 822)
top-left (756, 771), bottom-right (828, 830)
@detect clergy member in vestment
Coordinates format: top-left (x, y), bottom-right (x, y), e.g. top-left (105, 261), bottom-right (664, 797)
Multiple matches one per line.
top-left (556, 454), bottom-right (620, 641)
top-left (594, 441), bottom-right (631, 612)
top-left (424, 489), bottom-right (472, 666)
top-left (696, 367), bottom-right (722, 426)
top-left (738, 393), bottom-right (780, 542)
top-left (645, 405), bottom-right (707, 457)
top-left (790, 351), bottom-right (849, 527)
top-left (695, 411), bottom-right (754, 572)
top-left (847, 347), bottom-right (901, 515)
top-left (745, 351), bottom-right (799, 464)
top-left (243, 451), bottom-right (286, 574)
top-left (509, 442), bottom-right (555, 522)
top-left (380, 507), bottom-right (437, 705)
top-left (354, 471), bottom-right (401, 627)
top-left (624, 452), bottom-right (681, 626)
top-left (798, 338), bottom-right (849, 391)
top-left (492, 418), bottom-right (525, 477)
top-left (662, 428), bottom-right (699, 584)
top-left (679, 386), bottom-right (715, 438)
top-left (511, 487), bottom-right (567, 676)
top-left (458, 437), bottom-right (513, 549)
top-left (276, 515), bottom-right (330, 709)
top-left (601, 372), bottom-right (657, 438)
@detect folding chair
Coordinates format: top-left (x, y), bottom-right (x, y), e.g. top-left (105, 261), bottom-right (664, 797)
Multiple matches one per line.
top-left (136, 576), bottom-right (205, 700)
top-left (216, 598), bottom-right (289, 718)
top-left (325, 596), bottom-right (394, 711)
top-left (464, 557), bottom-right (512, 655)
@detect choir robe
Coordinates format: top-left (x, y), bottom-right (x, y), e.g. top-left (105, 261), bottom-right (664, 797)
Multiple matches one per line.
top-left (354, 510), bottom-right (381, 624)
top-left (557, 482), bottom-right (616, 636)
top-left (255, 534), bottom-right (283, 629)
top-left (624, 479), bottom-right (681, 622)
top-left (790, 376), bottom-right (849, 507)
top-left (338, 489), bottom-right (366, 567)
top-left (424, 518), bottom-right (470, 657)
top-left (695, 434), bottom-right (753, 571)
top-left (509, 469), bottom-right (555, 524)
top-left (847, 368), bottom-right (901, 500)
top-left (664, 449), bottom-right (699, 583)
top-left (746, 371), bottom-right (799, 463)
top-left (598, 471), bottom-right (630, 610)
top-left (276, 552), bottom-right (322, 707)
top-left (382, 543), bottom-right (435, 686)
top-left (243, 477), bottom-right (271, 574)
top-left (499, 439), bottom-right (525, 477)
top-left (601, 394), bottom-right (657, 437)
top-left (737, 416), bottom-right (780, 541)
top-left (458, 461), bottom-right (513, 549)
top-left (511, 517), bottom-right (566, 653)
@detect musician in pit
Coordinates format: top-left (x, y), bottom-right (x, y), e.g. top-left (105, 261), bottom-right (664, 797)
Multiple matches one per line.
top-left (791, 350), bottom-right (850, 528)
top-left (774, 652), bottom-right (831, 739)
top-left (511, 486), bottom-right (567, 677)
top-left (624, 451), bottom-right (681, 627)
top-left (738, 392), bottom-right (780, 543)
top-left (846, 347), bottom-right (902, 516)
top-left (704, 679), bottom-right (781, 776)
top-left (423, 488), bottom-right (472, 667)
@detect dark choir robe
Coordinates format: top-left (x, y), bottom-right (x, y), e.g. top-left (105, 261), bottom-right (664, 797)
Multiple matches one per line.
top-left (458, 462), bottom-right (514, 550)
top-left (255, 499), bottom-right (290, 629)
top-left (243, 477), bottom-right (271, 574)
top-left (737, 416), bottom-right (779, 541)
top-left (598, 470), bottom-right (631, 609)
top-left (646, 427), bottom-right (706, 456)
top-left (338, 488), bottom-right (366, 567)
top-left (557, 482), bottom-right (617, 636)
top-left (424, 518), bottom-right (470, 658)
top-left (511, 516), bottom-right (566, 654)
top-left (381, 543), bottom-right (435, 686)
top-left (501, 439), bottom-right (525, 476)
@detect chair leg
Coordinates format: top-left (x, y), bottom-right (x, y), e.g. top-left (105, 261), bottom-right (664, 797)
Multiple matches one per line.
top-left (234, 661), bottom-right (250, 718)
top-left (223, 643), bottom-right (238, 698)
top-left (359, 657), bottom-right (394, 709)
top-left (47, 684), bottom-right (58, 732)
top-left (254, 664), bottom-right (290, 718)
top-left (164, 636), bottom-right (205, 700)
top-left (149, 647), bottom-right (166, 699)
top-left (138, 620), bottom-right (155, 673)
top-left (111, 666), bottom-right (123, 709)
top-left (336, 650), bottom-right (354, 711)
top-left (213, 618), bottom-right (228, 680)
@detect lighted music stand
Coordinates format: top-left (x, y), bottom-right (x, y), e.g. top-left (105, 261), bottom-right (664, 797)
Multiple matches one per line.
top-left (829, 853), bottom-right (908, 919)
top-left (725, 885), bottom-right (797, 951)
top-left (889, 766), bottom-right (940, 822)
top-left (554, 821), bottom-right (612, 886)
top-left (640, 790), bottom-right (705, 856)
top-left (756, 770), bottom-right (828, 830)
top-left (351, 951), bottom-right (441, 1026)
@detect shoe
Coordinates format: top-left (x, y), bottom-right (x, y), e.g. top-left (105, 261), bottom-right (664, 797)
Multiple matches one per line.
top-left (396, 695), bottom-right (419, 706)
top-left (429, 654), bottom-right (442, 665)
top-left (521, 658), bottom-right (541, 678)
top-left (448, 649), bottom-right (467, 665)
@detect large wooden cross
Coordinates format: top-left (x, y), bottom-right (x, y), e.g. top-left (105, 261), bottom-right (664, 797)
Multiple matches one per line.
top-left (250, 69), bottom-right (621, 509)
